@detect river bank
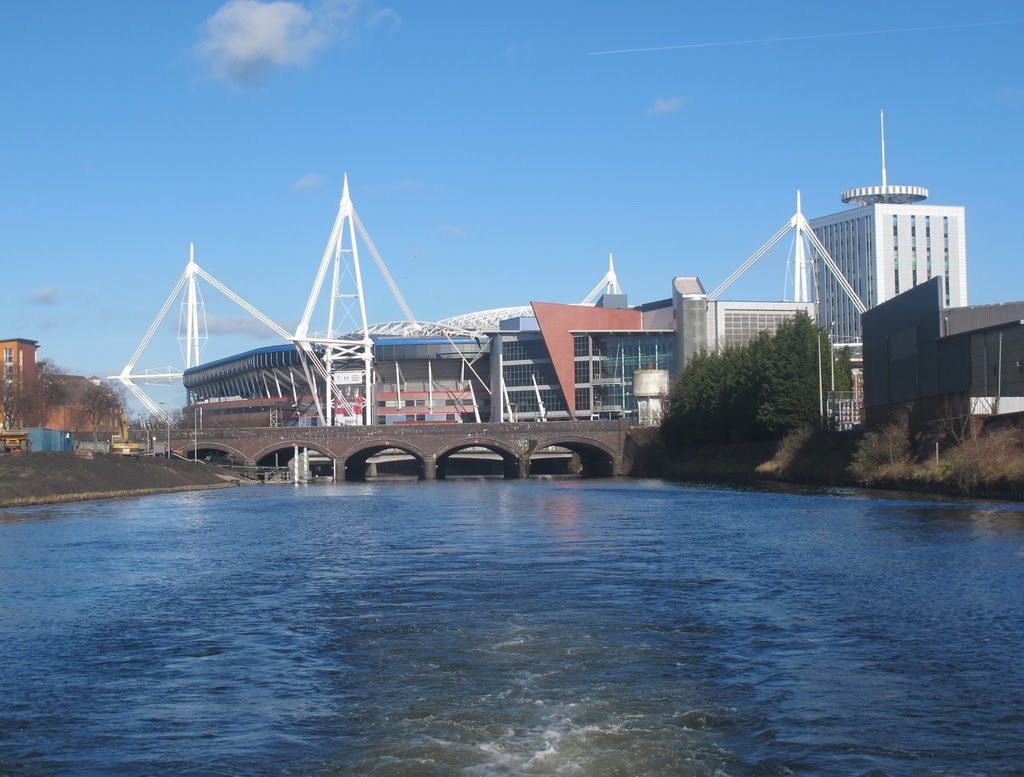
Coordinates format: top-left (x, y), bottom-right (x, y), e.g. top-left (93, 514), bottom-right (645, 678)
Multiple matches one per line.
top-left (631, 425), bottom-right (1024, 501)
top-left (0, 452), bottom-right (241, 508)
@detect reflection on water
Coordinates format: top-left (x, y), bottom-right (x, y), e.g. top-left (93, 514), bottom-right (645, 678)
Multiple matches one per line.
top-left (1, 479), bottom-right (1023, 775)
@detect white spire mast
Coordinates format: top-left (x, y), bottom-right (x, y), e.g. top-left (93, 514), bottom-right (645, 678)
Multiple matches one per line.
top-left (183, 242), bottom-right (204, 369)
top-left (708, 190), bottom-right (865, 316)
top-left (112, 246), bottom-right (290, 423)
top-left (293, 173), bottom-right (383, 426)
top-left (843, 110), bottom-right (927, 206)
top-left (580, 253), bottom-right (623, 305)
top-left (880, 109), bottom-right (888, 189)
top-left (793, 190), bottom-right (808, 303)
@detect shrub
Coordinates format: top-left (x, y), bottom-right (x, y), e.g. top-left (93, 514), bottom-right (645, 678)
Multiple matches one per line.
top-left (851, 412), bottom-right (914, 483)
top-left (946, 427), bottom-right (1024, 491)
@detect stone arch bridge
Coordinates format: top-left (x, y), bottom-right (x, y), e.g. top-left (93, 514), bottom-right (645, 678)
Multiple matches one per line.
top-left (172, 420), bottom-right (639, 481)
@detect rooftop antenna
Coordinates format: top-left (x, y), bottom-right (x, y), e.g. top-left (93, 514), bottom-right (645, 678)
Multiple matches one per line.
top-left (842, 110), bottom-right (928, 205)
top-left (880, 109), bottom-right (888, 189)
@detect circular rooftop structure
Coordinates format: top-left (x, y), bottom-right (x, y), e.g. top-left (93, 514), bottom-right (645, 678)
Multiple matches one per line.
top-left (841, 184), bottom-right (929, 206)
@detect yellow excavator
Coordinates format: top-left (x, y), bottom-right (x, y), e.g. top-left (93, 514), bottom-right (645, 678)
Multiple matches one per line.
top-left (111, 414), bottom-right (143, 456)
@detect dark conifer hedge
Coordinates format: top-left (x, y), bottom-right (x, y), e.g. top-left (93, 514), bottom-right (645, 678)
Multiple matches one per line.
top-left (662, 313), bottom-right (851, 445)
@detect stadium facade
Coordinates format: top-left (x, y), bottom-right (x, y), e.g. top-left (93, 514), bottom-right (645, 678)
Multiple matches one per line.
top-left (176, 119), bottom-right (968, 430)
top-left (182, 282), bottom-right (811, 428)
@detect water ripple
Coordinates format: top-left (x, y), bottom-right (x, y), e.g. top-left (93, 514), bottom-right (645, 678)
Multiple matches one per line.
top-left (1, 480), bottom-right (1023, 774)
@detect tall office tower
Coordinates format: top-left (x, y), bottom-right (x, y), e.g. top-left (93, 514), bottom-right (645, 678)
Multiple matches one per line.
top-left (808, 112), bottom-right (967, 344)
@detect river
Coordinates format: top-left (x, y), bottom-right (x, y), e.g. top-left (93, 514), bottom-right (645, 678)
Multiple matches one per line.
top-left (1, 479), bottom-right (1023, 775)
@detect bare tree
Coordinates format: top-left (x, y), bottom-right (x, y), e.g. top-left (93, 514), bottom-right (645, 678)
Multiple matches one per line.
top-left (19, 359), bottom-right (69, 428)
top-left (81, 382), bottom-right (124, 442)
top-left (0, 376), bottom-right (25, 430)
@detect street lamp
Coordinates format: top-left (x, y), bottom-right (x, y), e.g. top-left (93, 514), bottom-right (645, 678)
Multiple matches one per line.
top-left (830, 320), bottom-right (836, 393)
top-left (816, 331), bottom-right (824, 425)
top-left (159, 403), bottom-right (170, 459)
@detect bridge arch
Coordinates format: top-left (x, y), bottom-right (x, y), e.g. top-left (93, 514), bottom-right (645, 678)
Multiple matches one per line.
top-left (530, 435), bottom-right (619, 477)
top-left (433, 437), bottom-right (524, 479)
top-left (252, 440), bottom-right (338, 478)
top-left (340, 438), bottom-right (432, 481)
top-left (184, 441), bottom-right (248, 467)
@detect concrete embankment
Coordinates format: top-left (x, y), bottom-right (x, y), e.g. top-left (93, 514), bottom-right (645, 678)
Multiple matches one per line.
top-left (0, 452), bottom-right (241, 508)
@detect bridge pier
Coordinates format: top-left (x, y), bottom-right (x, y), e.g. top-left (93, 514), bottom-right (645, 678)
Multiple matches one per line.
top-left (420, 456), bottom-right (436, 481)
top-left (606, 452), bottom-right (622, 477)
top-left (505, 457), bottom-right (525, 479)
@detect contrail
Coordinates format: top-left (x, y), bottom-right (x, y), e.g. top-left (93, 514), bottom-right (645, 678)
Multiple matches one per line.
top-left (588, 19), bottom-right (1023, 56)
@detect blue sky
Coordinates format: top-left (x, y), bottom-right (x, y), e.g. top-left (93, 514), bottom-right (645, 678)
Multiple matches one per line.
top-left (2, 1), bottom-right (1022, 401)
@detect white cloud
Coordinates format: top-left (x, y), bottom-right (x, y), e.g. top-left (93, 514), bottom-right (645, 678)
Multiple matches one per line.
top-left (196, 0), bottom-right (399, 85)
top-left (205, 313), bottom-right (295, 338)
top-left (292, 172), bottom-right (325, 191)
top-left (367, 8), bottom-right (400, 31)
top-left (197, 0), bottom-right (334, 85)
top-left (24, 287), bottom-right (58, 305)
top-left (648, 96), bottom-right (685, 117)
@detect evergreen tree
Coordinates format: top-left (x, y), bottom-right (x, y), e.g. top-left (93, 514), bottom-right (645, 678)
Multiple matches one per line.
top-left (757, 314), bottom-right (822, 435)
top-left (663, 313), bottom-right (841, 446)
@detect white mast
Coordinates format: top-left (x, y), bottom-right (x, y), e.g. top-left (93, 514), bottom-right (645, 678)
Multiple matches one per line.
top-left (183, 242), bottom-right (205, 369)
top-left (113, 246), bottom-right (290, 423)
top-left (793, 190), bottom-right (808, 303)
top-left (880, 109), bottom-right (888, 189)
top-left (842, 110), bottom-right (927, 206)
top-left (294, 174), bottom-right (376, 426)
top-left (708, 190), bottom-right (866, 317)
top-left (580, 253), bottom-right (623, 305)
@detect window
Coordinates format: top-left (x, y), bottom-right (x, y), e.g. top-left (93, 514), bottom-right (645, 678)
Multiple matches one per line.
top-left (573, 335), bottom-right (590, 358)
top-left (575, 387), bottom-right (591, 412)
top-left (925, 215), bottom-right (932, 278)
top-left (892, 214), bottom-right (900, 295)
top-left (574, 360), bottom-right (590, 386)
top-left (943, 216), bottom-right (951, 306)
top-left (910, 215), bottom-right (917, 286)
top-left (502, 337), bottom-right (549, 363)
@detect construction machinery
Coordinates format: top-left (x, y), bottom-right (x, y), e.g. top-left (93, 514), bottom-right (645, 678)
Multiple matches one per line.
top-left (111, 414), bottom-right (143, 456)
top-left (1, 429), bottom-right (28, 453)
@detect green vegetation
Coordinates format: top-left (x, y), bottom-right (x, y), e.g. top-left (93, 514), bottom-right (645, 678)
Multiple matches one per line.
top-left (652, 396), bottom-right (1024, 500)
top-left (662, 313), bottom-right (850, 446)
top-left (652, 315), bottom-right (1023, 498)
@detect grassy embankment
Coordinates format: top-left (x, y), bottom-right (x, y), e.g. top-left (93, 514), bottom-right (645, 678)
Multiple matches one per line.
top-left (0, 452), bottom-right (240, 508)
top-left (631, 423), bottom-right (1024, 500)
